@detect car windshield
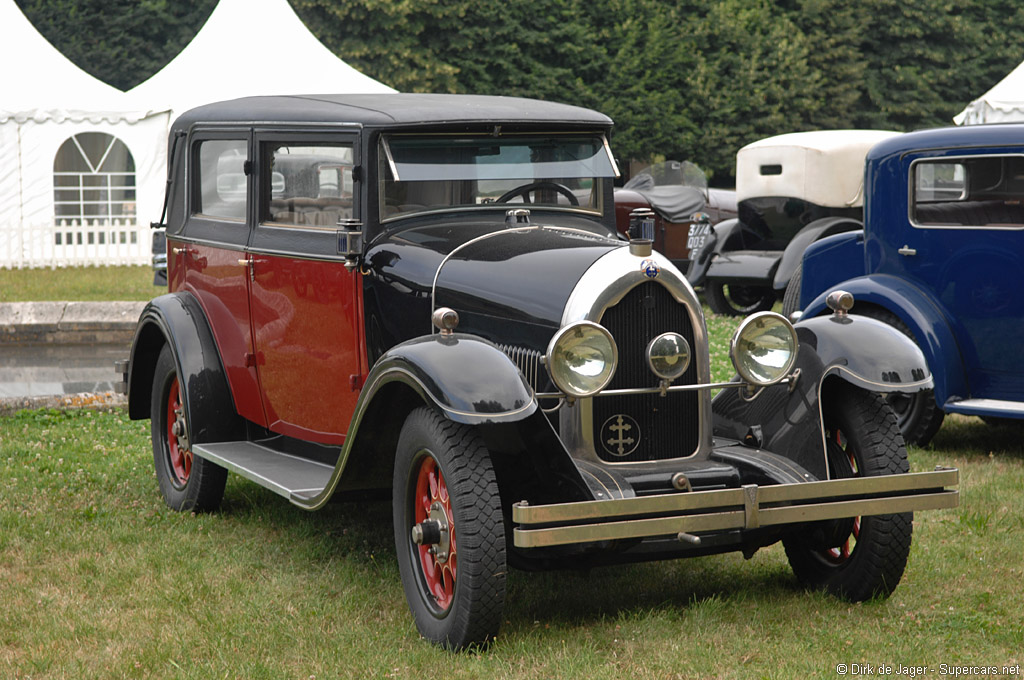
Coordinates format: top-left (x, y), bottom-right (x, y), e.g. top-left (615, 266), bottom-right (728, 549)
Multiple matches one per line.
top-left (379, 133), bottom-right (616, 221)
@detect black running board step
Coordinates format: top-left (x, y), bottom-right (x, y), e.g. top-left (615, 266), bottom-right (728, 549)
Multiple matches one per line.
top-left (192, 441), bottom-right (334, 503)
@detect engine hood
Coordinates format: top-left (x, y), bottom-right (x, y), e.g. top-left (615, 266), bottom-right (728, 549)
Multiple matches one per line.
top-left (365, 219), bottom-right (625, 350)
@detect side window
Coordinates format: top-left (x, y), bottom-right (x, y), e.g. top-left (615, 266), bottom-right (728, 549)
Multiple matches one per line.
top-left (263, 143), bottom-right (355, 228)
top-left (913, 156), bottom-right (1024, 228)
top-left (196, 140), bottom-right (247, 221)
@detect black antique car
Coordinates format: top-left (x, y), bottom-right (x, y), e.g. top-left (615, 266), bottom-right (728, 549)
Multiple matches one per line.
top-left (117, 94), bottom-right (957, 650)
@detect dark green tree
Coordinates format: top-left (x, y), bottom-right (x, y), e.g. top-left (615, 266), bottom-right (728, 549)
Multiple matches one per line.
top-left (16, 0), bottom-right (217, 90)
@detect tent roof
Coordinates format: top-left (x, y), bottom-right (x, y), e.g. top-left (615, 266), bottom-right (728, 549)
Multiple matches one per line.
top-left (127, 0), bottom-right (395, 120)
top-left (0, 0), bottom-right (161, 123)
top-left (955, 60), bottom-right (1024, 125)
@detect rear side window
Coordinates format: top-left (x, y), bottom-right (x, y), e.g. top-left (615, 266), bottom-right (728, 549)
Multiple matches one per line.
top-left (196, 140), bottom-right (248, 221)
top-left (912, 155), bottom-right (1024, 228)
top-left (263, 143), bottom-right (355, 229)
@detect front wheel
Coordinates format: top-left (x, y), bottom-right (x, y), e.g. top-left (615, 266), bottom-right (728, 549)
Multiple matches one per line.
top-left (706, 281), bottom-right (775, 316)
top-left (783, 384), bottom-right (912, 601)
top-left (150, 344), bottom-right (226, 512)
top-left (393, 407), bottom-right (506, 650)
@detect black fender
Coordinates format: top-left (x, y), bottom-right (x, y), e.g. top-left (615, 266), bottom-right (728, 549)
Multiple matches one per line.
top-left (772, 217), bottom-right (862, 291)
top-left (712, 313), bottom-right (932, 481)
top-left (294, 332), bottom-right (540, 510)
top-left (705, 250), bottom-right (781, 287)
top-left (366, 333), bottom-right (537, 424)
top-left (125, 292), bottom-right (244, 444)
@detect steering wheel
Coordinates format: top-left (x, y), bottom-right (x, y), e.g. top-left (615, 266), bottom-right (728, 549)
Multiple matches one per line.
top-left (495, 181), bottom-right (579, 206)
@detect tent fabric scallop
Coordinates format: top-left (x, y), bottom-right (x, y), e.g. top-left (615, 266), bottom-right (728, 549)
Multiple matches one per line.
top-left (955, 61), bottom-right (1024, 125)
top-left (126, 0), bottom-right (396, 120)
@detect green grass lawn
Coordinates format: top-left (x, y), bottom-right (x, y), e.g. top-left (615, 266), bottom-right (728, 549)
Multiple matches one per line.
top-left (0, 266), bottom-right (159, 302)
top-left (1, 407), bottom-right (1020, 678)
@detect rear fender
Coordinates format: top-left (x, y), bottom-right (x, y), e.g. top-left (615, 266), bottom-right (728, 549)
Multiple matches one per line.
top-left (125, 292), bottom-right (243, 444)
top-left (802, 276), bottom-right (967, 405)
top-left (706, 251), bottom-right (780, 286)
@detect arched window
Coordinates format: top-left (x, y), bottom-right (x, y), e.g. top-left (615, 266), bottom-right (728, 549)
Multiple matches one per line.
top-left (53, 133), bottom-right (136, 221)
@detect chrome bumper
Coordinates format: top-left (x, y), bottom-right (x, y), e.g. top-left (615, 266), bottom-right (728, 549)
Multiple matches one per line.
top-left (512, 467), bottom-right (959, 549)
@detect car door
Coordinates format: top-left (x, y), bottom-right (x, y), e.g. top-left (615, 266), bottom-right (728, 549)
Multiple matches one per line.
top-left (899, 151), bottom-right (1024, 402)
top-left (245, 131), bottom-right (367, 444)
top-left (176, 129), bottom-right (267, 427)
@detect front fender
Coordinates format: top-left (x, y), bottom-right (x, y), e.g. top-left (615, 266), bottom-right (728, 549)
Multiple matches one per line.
top-left (802, 275), bottom-right (967, 404)
top-left (125, 292), bottom-right (243, 444)
top-left (773, 217), bottom-right (862, 291)
top-left (365, 333), bottom-right (537, 425)
top-left (794, 313), bottom-right (933, 394)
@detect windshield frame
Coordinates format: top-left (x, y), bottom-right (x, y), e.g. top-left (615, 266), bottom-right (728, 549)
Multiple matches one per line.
top-left (378, 131), bottom-right (619, 224)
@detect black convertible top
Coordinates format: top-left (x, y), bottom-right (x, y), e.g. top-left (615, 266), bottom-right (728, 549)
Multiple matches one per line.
top-left (172, 93), bottom-right (613, 132)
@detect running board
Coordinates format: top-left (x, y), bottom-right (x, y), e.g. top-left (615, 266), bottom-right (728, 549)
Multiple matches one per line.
top-left (945, 398), bottom-right (1024, 418)
top-left (192, 441), bottom-right (334, 503)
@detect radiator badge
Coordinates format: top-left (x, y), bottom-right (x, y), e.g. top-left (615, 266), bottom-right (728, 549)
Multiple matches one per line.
top-left (640, 258), bottom-right (660, 279)
top-left (601, 414), bottom-right (641, 457)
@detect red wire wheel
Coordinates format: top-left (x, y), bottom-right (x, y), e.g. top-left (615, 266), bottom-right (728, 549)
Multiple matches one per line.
top-left (412, 454), bottom-right (457, 612)
top-left (783, 385), bottom-right (913, 602)
top-left (165, 377), bottom-right (192, 488)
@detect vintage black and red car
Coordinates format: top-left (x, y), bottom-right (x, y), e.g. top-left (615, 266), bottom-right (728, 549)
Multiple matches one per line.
top-left (117, 94), bottom-right (958, 650)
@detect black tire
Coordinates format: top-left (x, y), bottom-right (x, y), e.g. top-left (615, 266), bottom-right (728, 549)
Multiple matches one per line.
top-left (150, 344), bottom-right (227, 512)
top-left (393, 407), bottom-right (506, 650)
top-left (781, 261), bottom-right (803, 319)
top-left (783, 384), bottom-right (912, 601)
top-left (854, 308), bottom-right (944, 447)
top-left (706, 281), bottom-right (775, 316)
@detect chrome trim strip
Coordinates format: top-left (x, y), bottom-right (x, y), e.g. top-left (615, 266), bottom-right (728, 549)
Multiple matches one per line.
top-left (945, 398), bottom-right (1024, 416)
top-left (512, 468), bottom-right (959, 548)
top-left (558, 246), bottom-right (712, 464)
top-left (535, 379), bottom-right (777, 400)
top-left (380, 135), bottom-right (400, 180)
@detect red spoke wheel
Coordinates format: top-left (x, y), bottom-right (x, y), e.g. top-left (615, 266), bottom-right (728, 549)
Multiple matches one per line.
top-left (393, 407), bottom-right (505, 650)
top-left (783, 383), bottom-right (913, 601)
top-left (413, 455), bottom-right (457, 612)
top-left (150, 344), bottom-right (226, 512)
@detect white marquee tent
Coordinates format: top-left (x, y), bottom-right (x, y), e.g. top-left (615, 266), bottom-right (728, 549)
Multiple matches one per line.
top-left (955, 60), bottom-right (1024, 125)
top-left (2, 0), bottom-right (393, 267)
top-left (127, 0), bottom-right (395, 123)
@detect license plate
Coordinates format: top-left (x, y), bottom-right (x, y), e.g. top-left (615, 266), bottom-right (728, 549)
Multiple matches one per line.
top-left (687, 222), bottom-right (711, 250)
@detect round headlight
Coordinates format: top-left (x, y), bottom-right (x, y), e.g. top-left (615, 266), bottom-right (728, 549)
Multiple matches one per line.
top-left (730, 312), bottom-right (799, 386)
top-left (646, 332), bottom-right (691, 381)
top-left (546, 321), bottom-right (618, 398)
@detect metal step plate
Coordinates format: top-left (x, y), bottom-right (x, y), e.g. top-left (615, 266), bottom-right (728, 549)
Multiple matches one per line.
top-left (192, 441), bottom-right (334, 502)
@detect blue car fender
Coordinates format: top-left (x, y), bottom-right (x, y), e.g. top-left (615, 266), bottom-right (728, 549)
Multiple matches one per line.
top-left (802, 275), bottom-right (968, 405)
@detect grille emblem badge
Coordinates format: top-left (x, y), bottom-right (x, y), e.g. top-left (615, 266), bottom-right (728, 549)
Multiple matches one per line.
top-left (601, 414), bottom-right (641, 457)
top-left (640, 258), bottom-right (660, 278)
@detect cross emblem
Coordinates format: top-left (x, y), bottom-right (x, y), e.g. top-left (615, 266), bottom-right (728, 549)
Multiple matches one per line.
top-left (603, 414), bottom-right (640, 456)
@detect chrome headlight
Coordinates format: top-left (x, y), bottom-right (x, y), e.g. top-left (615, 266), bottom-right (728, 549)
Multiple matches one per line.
top-left (546, 321), bottom-right (618, 398)
top-left (646, 332), bottom-right (690, 381)
top-left (730, 312), bottom-right (799, 386)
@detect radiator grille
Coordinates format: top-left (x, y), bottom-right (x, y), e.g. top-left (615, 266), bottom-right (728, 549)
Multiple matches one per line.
top-left (592, 282), bottom-right (700, 462)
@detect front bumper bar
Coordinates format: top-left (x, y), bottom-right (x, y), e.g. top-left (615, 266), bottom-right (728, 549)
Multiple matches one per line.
top-left (512, 467), bottom-right (959, 548)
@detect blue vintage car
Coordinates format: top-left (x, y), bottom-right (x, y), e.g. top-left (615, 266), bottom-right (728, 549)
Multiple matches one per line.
top-left (787, 123), bottom-right (1024, 446)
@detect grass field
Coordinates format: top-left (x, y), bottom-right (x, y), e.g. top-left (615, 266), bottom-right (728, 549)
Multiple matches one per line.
top-left (0, 266), bottom-right (158, 302)
top-left (0, 409), bottom-right (1020, 679)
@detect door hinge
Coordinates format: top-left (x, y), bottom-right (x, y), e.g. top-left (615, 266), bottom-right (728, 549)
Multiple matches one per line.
top-left (349, 374), bottom-right (366, 391)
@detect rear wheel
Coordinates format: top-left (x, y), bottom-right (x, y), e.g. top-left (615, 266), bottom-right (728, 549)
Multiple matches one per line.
top-left (855, 308), bottom-right (944, 447)
top-left (783, 384), bottom-right (912, 601)
top-left (706, 281), bottom-right (775, 316)
top-left (150, 344), bottom-right (226, 512)
top-left (393, 407), bottom-right (506, 650)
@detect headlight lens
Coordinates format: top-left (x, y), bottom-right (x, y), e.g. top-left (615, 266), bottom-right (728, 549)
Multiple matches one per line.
top-left (546, 321), bottom-right (618, 398)
top-left (730, 312), bottom-right (799, 386)
top-left (646, 332), bottom-right (690, 381)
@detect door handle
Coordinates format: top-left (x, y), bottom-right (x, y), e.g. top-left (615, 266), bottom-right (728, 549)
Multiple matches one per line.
top-left (238, 257), bottom-right (255, 281)
top-left (898, 245), bottom-right (917, 256)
